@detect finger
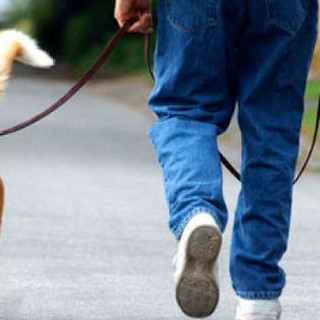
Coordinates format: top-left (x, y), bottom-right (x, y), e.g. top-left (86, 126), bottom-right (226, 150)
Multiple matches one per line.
top-left (129, 25), bottom-right (153, 34)
top-left (128, 13), bottom-right (153, 33)
top-left (114, 2), bottom-right (124, 27)
top-left (141, 13), bottom-right (153, 31)
top-left (129, 26), bottom-right (153, 34)
top-left (115, 14), bottom-right (138, 28)
top-left (128, 23), bottom-right (153, 34)
top-left (114, 0), bottom-right (138, 27)
top-left (139, 18), bottom-right (153, 34)
top-left (115, 18), bottom-right (125, 28)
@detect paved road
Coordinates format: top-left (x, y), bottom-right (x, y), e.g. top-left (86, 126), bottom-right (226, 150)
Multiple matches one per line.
top-left (0, 77), bottom-right (319, 320)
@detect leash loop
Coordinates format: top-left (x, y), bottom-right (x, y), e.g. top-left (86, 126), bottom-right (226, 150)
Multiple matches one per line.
top-left (293, 95), bottom-right (320, 184)
top-left (0, 19), bottom-right (318, 184)
top-left (144, 34), bottom-right (319, 185)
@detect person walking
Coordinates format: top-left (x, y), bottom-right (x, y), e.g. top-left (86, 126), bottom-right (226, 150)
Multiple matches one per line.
top-left (114, 0), bottom-right (318, 319)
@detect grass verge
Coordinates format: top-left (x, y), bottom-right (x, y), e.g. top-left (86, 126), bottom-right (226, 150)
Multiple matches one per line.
top-left (303, 80), bottom-right (320, 139)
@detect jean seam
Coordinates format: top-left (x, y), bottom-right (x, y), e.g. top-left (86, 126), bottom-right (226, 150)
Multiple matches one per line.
top-left (173, 207), bottom-right (224, 240)
top-left (236, 290), bottom-right (282, 299)
top-left (164, 0), bottom-right (219, 33)
top-left (265, 0), bottom-right (307, 35)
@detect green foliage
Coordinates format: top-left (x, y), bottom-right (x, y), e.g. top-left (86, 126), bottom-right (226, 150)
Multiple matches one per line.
top-left (302, 80), bottom-right (320, 138)
top-left (305, 80), bottom-right (320, 101)
top-left (6, 0), bottom-right (156, 74)
top-left (73, 33), bottom-right (147, 74)
top-left (302, 105), bottom-right (320, 138)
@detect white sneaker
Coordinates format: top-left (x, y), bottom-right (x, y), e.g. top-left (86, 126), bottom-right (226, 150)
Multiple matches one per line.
top-left (235, 297), bottom-right (282, 320)
top-left (174, 213), bottom-right (222, 318)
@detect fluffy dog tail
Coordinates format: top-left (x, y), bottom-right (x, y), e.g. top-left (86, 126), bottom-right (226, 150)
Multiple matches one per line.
top-left (0, 30), bottom-right (54, 99)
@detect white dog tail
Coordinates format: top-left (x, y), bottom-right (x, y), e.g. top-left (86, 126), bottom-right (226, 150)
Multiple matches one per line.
top-left (0, 30), bottom-right (54, 98)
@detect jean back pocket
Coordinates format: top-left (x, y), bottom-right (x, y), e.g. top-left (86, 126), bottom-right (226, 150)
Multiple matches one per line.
top-left (266, 0), bottom-right (307, 34)
top-left (165, 0), bottom-right (219, 33)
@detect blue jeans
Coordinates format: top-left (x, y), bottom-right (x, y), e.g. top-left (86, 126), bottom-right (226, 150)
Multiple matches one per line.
top-left (148, 0), bottom-right (317, 300)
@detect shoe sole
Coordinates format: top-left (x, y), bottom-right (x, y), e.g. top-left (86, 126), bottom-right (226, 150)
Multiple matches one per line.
top-left (176, 225), bottom-right (222, 318)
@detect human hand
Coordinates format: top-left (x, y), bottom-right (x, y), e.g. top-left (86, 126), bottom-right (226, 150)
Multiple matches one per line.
top-left (114, 0), bottom-right (153, 33)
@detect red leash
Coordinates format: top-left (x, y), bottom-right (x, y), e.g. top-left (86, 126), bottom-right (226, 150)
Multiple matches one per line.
top-left (0, 19), bottom-right (318, 184)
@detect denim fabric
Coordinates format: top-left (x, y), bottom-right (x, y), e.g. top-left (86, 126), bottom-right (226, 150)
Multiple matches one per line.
top-left (148, 0), bottom-right (318, 299)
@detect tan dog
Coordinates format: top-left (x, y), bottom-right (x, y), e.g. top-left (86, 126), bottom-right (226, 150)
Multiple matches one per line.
top-left (0, 30), bottom-right (54, 235)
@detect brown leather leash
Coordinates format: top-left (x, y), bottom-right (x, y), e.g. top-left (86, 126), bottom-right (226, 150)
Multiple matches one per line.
top-left (222, 96), bottom-right (320, 184)
top-left (0, 18), bottom-right (137, 137)
top-left (144, 34), bottom-right (320, 184)
top-left (220, 96), bottom-right (320, 185)
top-left (0, 18), bottom-right (318, 184)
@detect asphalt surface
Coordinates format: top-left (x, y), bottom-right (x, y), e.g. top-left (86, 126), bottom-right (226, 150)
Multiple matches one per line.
top-left (0, 76), bottom-right (319, 320)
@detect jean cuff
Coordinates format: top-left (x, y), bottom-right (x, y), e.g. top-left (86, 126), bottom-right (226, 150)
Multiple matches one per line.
top-left (173, 207), bottom-right (224, 240)
top-left (236, 291), bottom-right (282, 300)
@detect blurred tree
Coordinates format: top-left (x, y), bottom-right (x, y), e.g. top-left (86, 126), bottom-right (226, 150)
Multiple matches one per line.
top-left (29, 0), bottom-right (117, 57)
top-left (7, 0), bottom-right (156, 74)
